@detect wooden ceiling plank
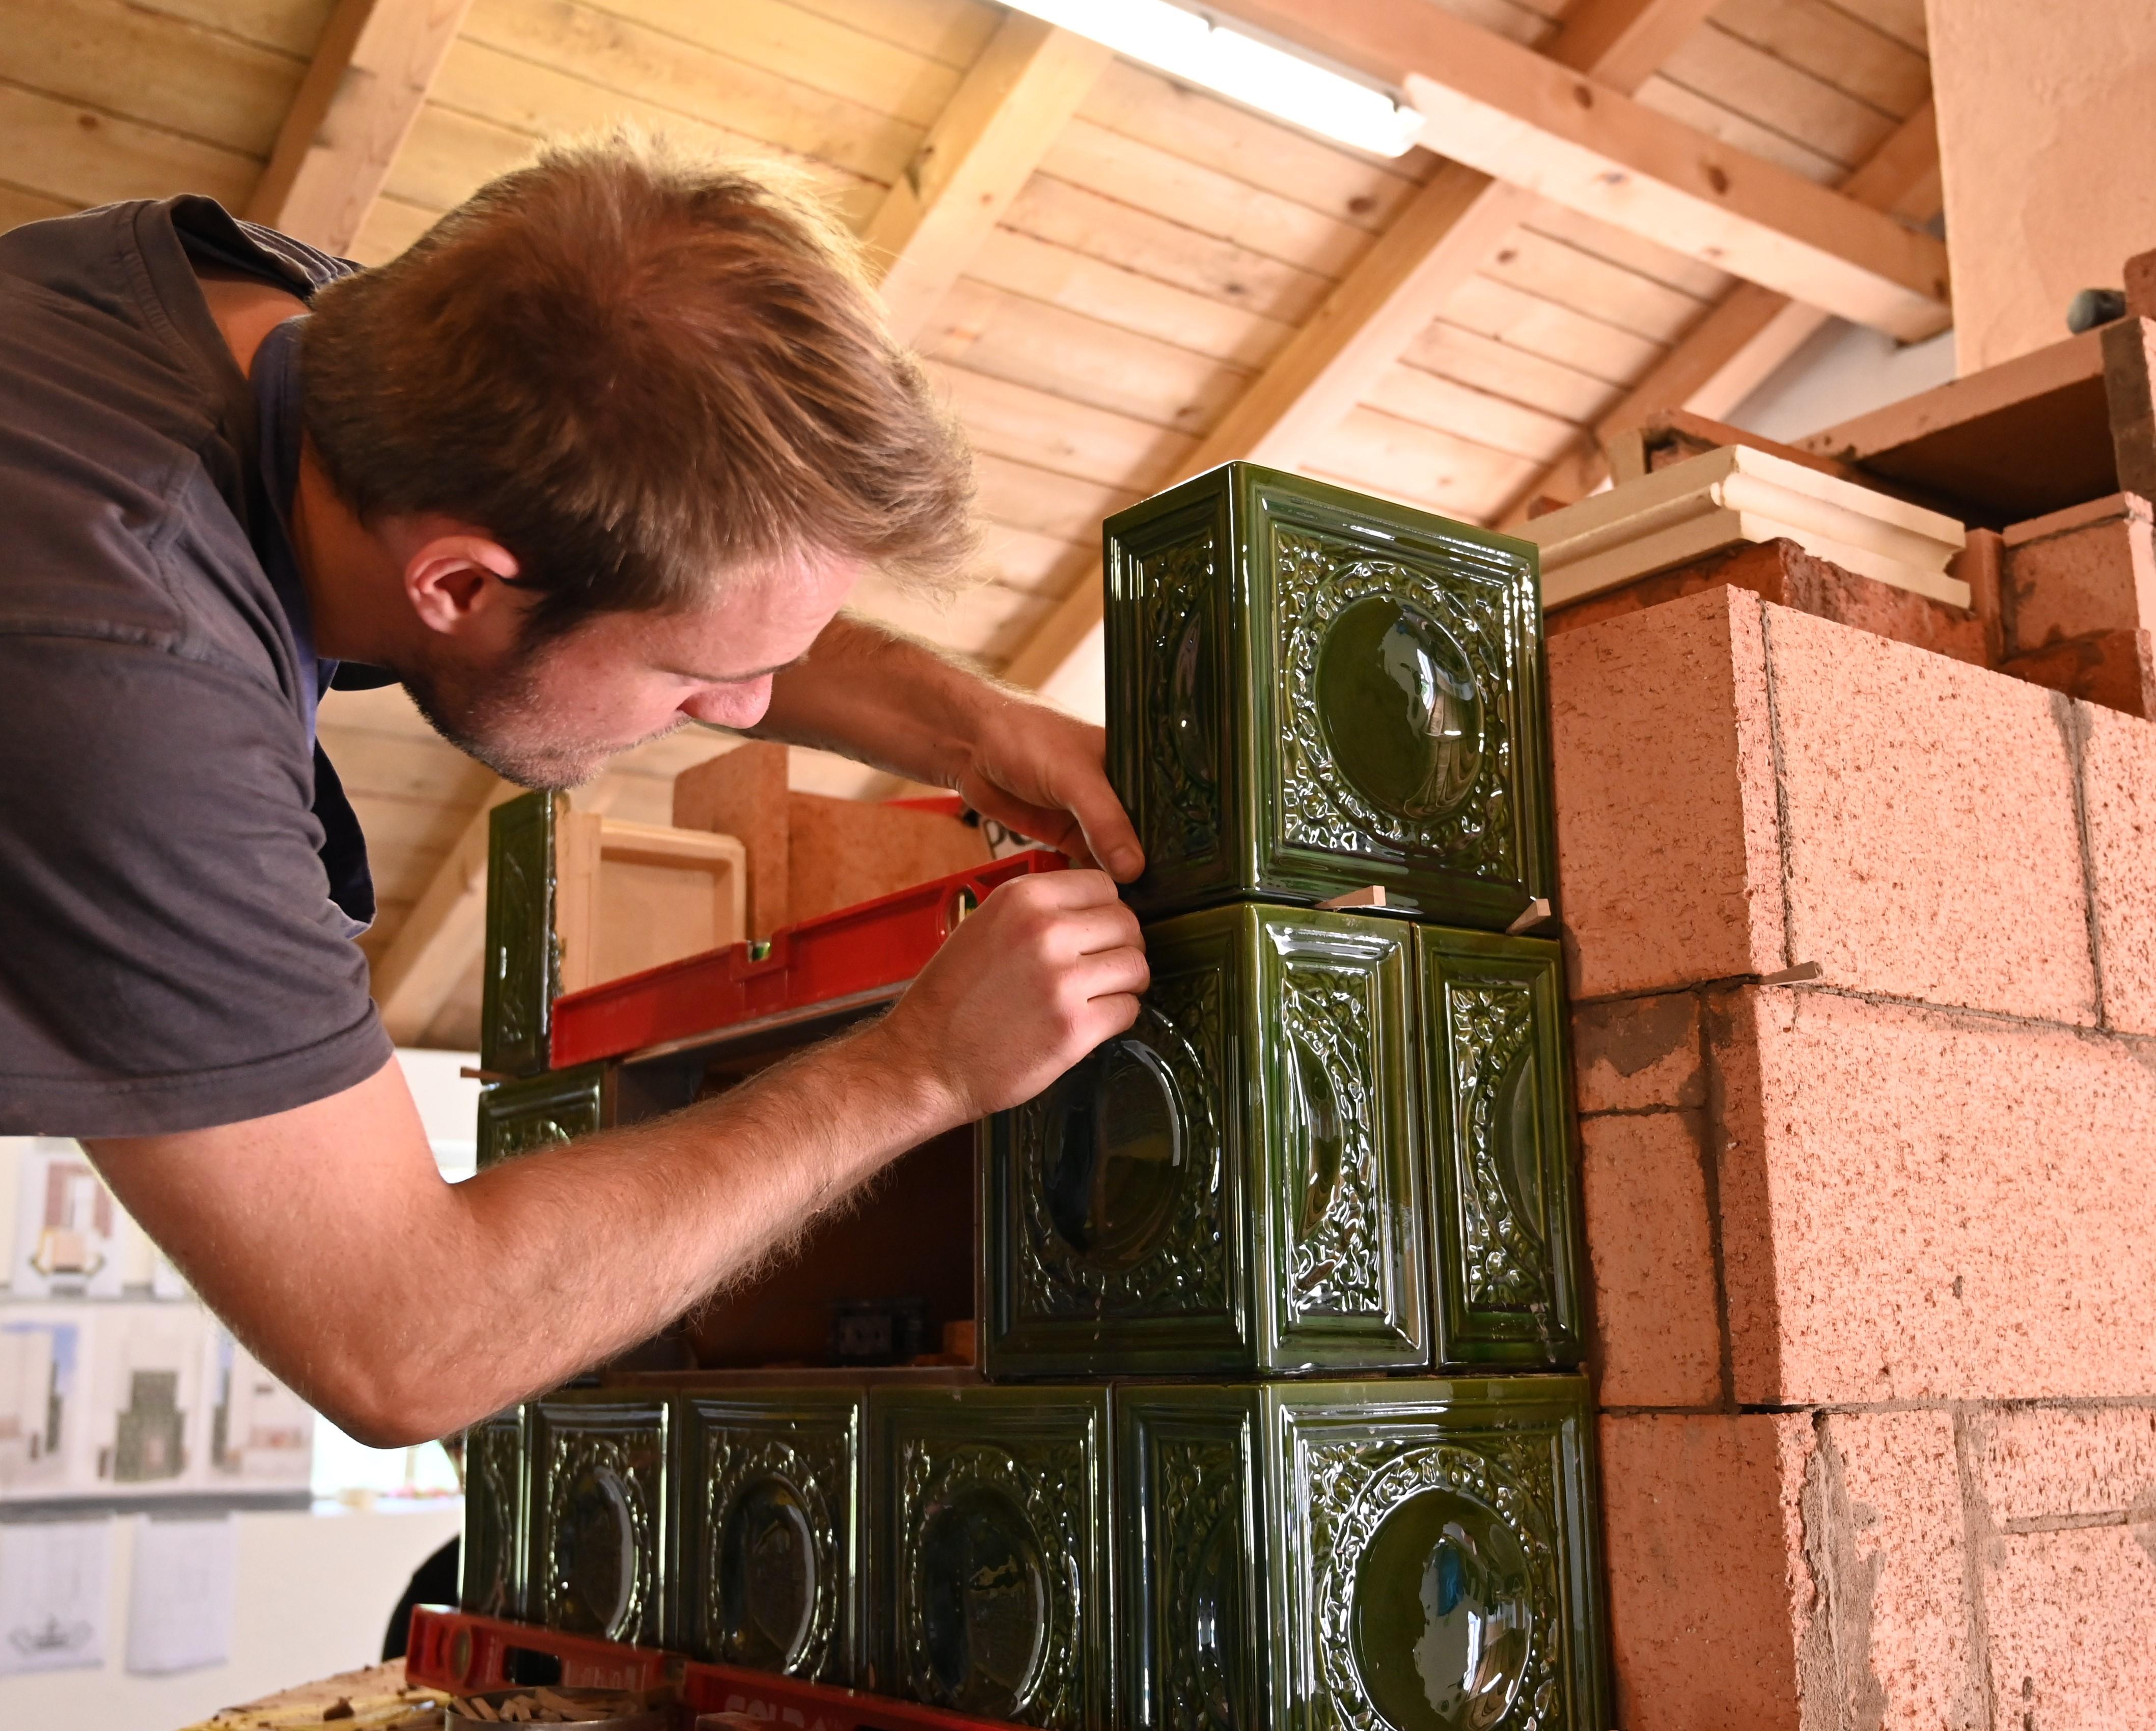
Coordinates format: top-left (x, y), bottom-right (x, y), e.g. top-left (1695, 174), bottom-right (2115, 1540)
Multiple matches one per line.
top-left (1496, 99), bottom-right (1942, 524)
top-left (370, 784), bottom-right (510, 1044)
top-left (245, 0), bottom-right (477, 252)
top-left (1000, 0), bottom-right (1727, 692)
top-left (863, 12), bottom-right (1110, 344)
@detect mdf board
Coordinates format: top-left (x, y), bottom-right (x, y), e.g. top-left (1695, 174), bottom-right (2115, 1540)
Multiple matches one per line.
top-left (555, 813), bottom-right (747, 994)
top-left (1105, 462), bottom-right (1556, 930)
top-left (784, 793), bottom-right (991, 929)
top-left (530, 1391), bottom-right (670, 1651)
top-left (1419, 931), bottom-right (1584, 1370)
top-left (674, 1387), bottom-right (864, 1683)
top-left (982, 904), bottom-right (1428, 1379)
top-left (867, 1384), bottom-right (1114, 1729)
top-left (1116, 1375), bottom-right (1607, 1731)
top-left (461, 1405), bottom-right (530, 1623)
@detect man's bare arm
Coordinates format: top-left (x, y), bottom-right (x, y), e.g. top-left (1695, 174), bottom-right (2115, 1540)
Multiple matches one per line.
top-left (86, 870), bottom-right (1145, 1447)
top-left (749, 612), bottom-right (1144, 880)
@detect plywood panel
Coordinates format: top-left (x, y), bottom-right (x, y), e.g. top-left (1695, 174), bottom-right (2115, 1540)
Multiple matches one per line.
top-left (0, 181), bottom-right (73, 232)
top-left (782, 0), bottom-right (999, 71)
top-left (1040, 119), bottom-right (1373, 278)
top-left (0, 83), bottom-right (259, 210)
top-left (927, 360), bottom-right (1197, 488)
top-left (1710, 0), bottom-right (1928, 117)
top-left (1443, 274), bottom-right (1667, 384)
top-left (1361, 361), bottom-right (1581, 464)
top-left (1485, 228), bottom-right (1707, 344)
top-left (968, 226), bottom-right (1293, 369)
top-left (971, 452), bottom-right (1140, 543)
top-left (8, 0), bottom-right (302, 157)
top-left (1002, 176), bottom-right (1333, 327)
top-left (1522, 202), bottom-right (1733, 301)
top-left (922, 278), bottom-right (1250, 435)
top-left (1634, 74), bottom-right (1843, 183)
top-left (1662, 20), bottom-right (1896, 166)
top-left (132, 0), bottom-right (334, 57)
top-left (598, 0), bottom-right (962, 127)
top-left (1402, 320), bottom-right (1623, 427)
top-left (1314, 406), bottom-right (1537, 518)
top-left (458, 0), bottom-right (919, 185)
top-left (1077, 58), bottom-right (1421, 234)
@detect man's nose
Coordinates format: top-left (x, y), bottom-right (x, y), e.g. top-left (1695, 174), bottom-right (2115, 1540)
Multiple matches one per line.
top-left (681, 678), bottom-right (773, 730)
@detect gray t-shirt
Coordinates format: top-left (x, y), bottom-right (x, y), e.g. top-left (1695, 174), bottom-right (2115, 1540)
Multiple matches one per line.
top-left (0, 197), bottom-right (395, 1135)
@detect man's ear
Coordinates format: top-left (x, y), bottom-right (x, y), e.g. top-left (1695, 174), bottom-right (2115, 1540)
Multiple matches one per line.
top-left (404, 534), bottom-right (522, 638)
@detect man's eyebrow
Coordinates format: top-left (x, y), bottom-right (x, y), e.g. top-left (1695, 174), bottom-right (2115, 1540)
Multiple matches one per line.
top-left (660, 650), bottom-right (810, 683)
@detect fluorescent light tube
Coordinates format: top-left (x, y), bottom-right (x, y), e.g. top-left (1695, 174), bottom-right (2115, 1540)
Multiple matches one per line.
top-left (1004, 0), bottom-right (1426, 157)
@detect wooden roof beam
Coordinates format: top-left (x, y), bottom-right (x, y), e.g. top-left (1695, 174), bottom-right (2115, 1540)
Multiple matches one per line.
top-left (863, 14), bottom-right (1112, 344)
top-left (1501, 101), bottom-right (1946, 526)
top-left (369, 777), bottom-right (519, 1046)
top-left (246, 0), bottom-right (474, 253)
top-left (1001, 0), bottom-right (1721, 691)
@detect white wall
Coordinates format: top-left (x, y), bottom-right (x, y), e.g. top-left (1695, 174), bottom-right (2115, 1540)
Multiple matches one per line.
top-left (1726, 317), bottom-right (1957, 445)
top-left (0, 1502), bottom-right (462, 1731)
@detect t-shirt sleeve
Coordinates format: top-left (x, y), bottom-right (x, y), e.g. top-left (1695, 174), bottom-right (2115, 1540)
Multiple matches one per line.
top-left (0, 631), bottom-right (394, 1135)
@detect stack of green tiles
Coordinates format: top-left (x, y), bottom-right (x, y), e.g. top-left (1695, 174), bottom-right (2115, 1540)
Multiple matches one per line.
top-left (460, 463), bottom-right (1608, 1731)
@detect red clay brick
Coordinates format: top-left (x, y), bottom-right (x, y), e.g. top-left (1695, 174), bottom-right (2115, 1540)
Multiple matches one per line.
top-left (1967, 1404), bottom-right (2156, 1525)
top-left (2079, 701), bottom-right (2156, 1035)
top-left (1550, 588), bottom-right (1783, 999)
top-left (1571, 992), bottom-right (1704, 1114)
top-left (2002, 492), bottom-right (2156, 653)
top-left (1792, 1411), bottom-right (1976, 1731)
top-left (1984, 1524), bottom-right (2156, 1731)
top-left (1598, 1413), bottom-right (1803, 1730)
top-left (1580, 1112), bottom-right (1720, 1407)
top-left (1712, 987), bottom-right (2156, 1405)
top-left (1761, 605), bottom-right (2099, 1025)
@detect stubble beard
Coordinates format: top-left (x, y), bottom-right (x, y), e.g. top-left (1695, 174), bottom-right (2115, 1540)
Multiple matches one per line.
top-left (397, 636), bottom-right (615, 792)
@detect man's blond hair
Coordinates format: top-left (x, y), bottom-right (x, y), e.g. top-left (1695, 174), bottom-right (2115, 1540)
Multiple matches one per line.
top-left (301, 131), bottom-right (976, 637)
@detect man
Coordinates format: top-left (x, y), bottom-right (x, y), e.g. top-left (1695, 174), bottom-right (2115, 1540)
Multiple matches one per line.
top-left (0, 135), bottom-right (1148, 1446)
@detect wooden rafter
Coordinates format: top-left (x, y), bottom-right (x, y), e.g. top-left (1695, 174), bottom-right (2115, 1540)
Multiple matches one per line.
top-left (369, 777), bottom-right (519, 1045)
top-left (1001, 0), bottom-right (1722, 692)
top-left (245, 0), bottom-right (474, 253)
top-left (863, 14), bottom-right (1112, 343)
top-left (1500, 101), bottom-right (1946, 527)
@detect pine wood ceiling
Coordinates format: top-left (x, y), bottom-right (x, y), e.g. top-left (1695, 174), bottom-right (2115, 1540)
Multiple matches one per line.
top-left (1, 0), bottom-right (1937, 1044)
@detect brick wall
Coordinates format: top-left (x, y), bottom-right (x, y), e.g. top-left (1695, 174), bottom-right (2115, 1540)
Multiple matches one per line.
top-left (1549, 587), bottom-right (2156, 1729)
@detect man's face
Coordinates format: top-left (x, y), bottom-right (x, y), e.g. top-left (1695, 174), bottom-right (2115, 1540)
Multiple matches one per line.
top-left (401, 552), bottom-right (861, 790)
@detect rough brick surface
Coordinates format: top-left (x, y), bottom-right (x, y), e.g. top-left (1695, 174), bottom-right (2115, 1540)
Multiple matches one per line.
top-left (1783, 1411), bottom-right (1977, 1731)
top-left (1712, 987), bottom-right (2156, 1405)
top-left (2001, 627), bottom-right (2156, 718)
top-left (2003, 493), bottom-right (2156, 652)
top-left (2079, 701), bottom-right (2156, 1034)
top-left (1762, 605), bottom-right (2099, 1024)
top-left (1598, 1414), bottom-right (1802, 1730)
top-left (1580, 1112), bottom-right (1721, 1407)
top-left (1984, 1524), bottom-right (2156, 1731)
top-left (1550, 588), bottom-right (1783, 998)
top-left (1571, 992), bottom-right (1703, 1113)
top-left (1968, 1404), bottom-right (2156, 1524)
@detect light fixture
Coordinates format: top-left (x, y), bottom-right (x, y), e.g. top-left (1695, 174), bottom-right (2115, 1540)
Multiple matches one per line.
top-left (1004, 0), bottom-right (1426, 158)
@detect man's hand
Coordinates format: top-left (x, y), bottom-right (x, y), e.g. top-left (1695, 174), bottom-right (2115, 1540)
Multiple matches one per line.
top-left (751, 615), bottom-right (1146, 882)
top-left (870, 869), bottom-right (1148, 1123)
top-left (953, 699), bottom-right (1142, 882)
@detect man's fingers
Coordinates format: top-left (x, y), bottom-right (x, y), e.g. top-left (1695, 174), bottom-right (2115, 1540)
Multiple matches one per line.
top-left (1058, 774), bottom-right (1145, 884)
top-left (1070, 944), bottom-right (1150, 1003)
top-left (985, 866), bottom-right (1127, 915)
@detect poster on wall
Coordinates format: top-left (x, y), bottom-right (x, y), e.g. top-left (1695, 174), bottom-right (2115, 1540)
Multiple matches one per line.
top-left (202, 1327), bottom-right (313, 1488)
top-left (10, 1142), bottom-right (124, 1300)
top-left (0, 1307), bottom-right (94, 1498)
top-left (0, 1519), bottom-right (109, 1675)
top-left (124, 1514), bottom-right (236, 1676)
top-left (82, 1305), bottom-right (207, 1495)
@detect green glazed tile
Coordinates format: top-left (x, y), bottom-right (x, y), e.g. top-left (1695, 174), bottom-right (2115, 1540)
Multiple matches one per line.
top-left (529, 1391), bottom-right (669, 1649)
top-left (1420, 930), bottom-right (1585, 1369)
top-left (673, 1387), bottom-right (863, 1683)
top-left (866, 1384), bottom-right (1113, 1729)
top-left (983, 903), bottom-right (1429, 1379)
top-left (476, 1064), bottom-right (612, 1171)
top-left (1116, 1374), bottom-right (1607, 1731)
top-left (481, 791), bottom-right (560, 1077)
top-left (459, 1404), bottom-right (529, 1622)
top-left (1105, 462), bottom-right (1556, 930)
